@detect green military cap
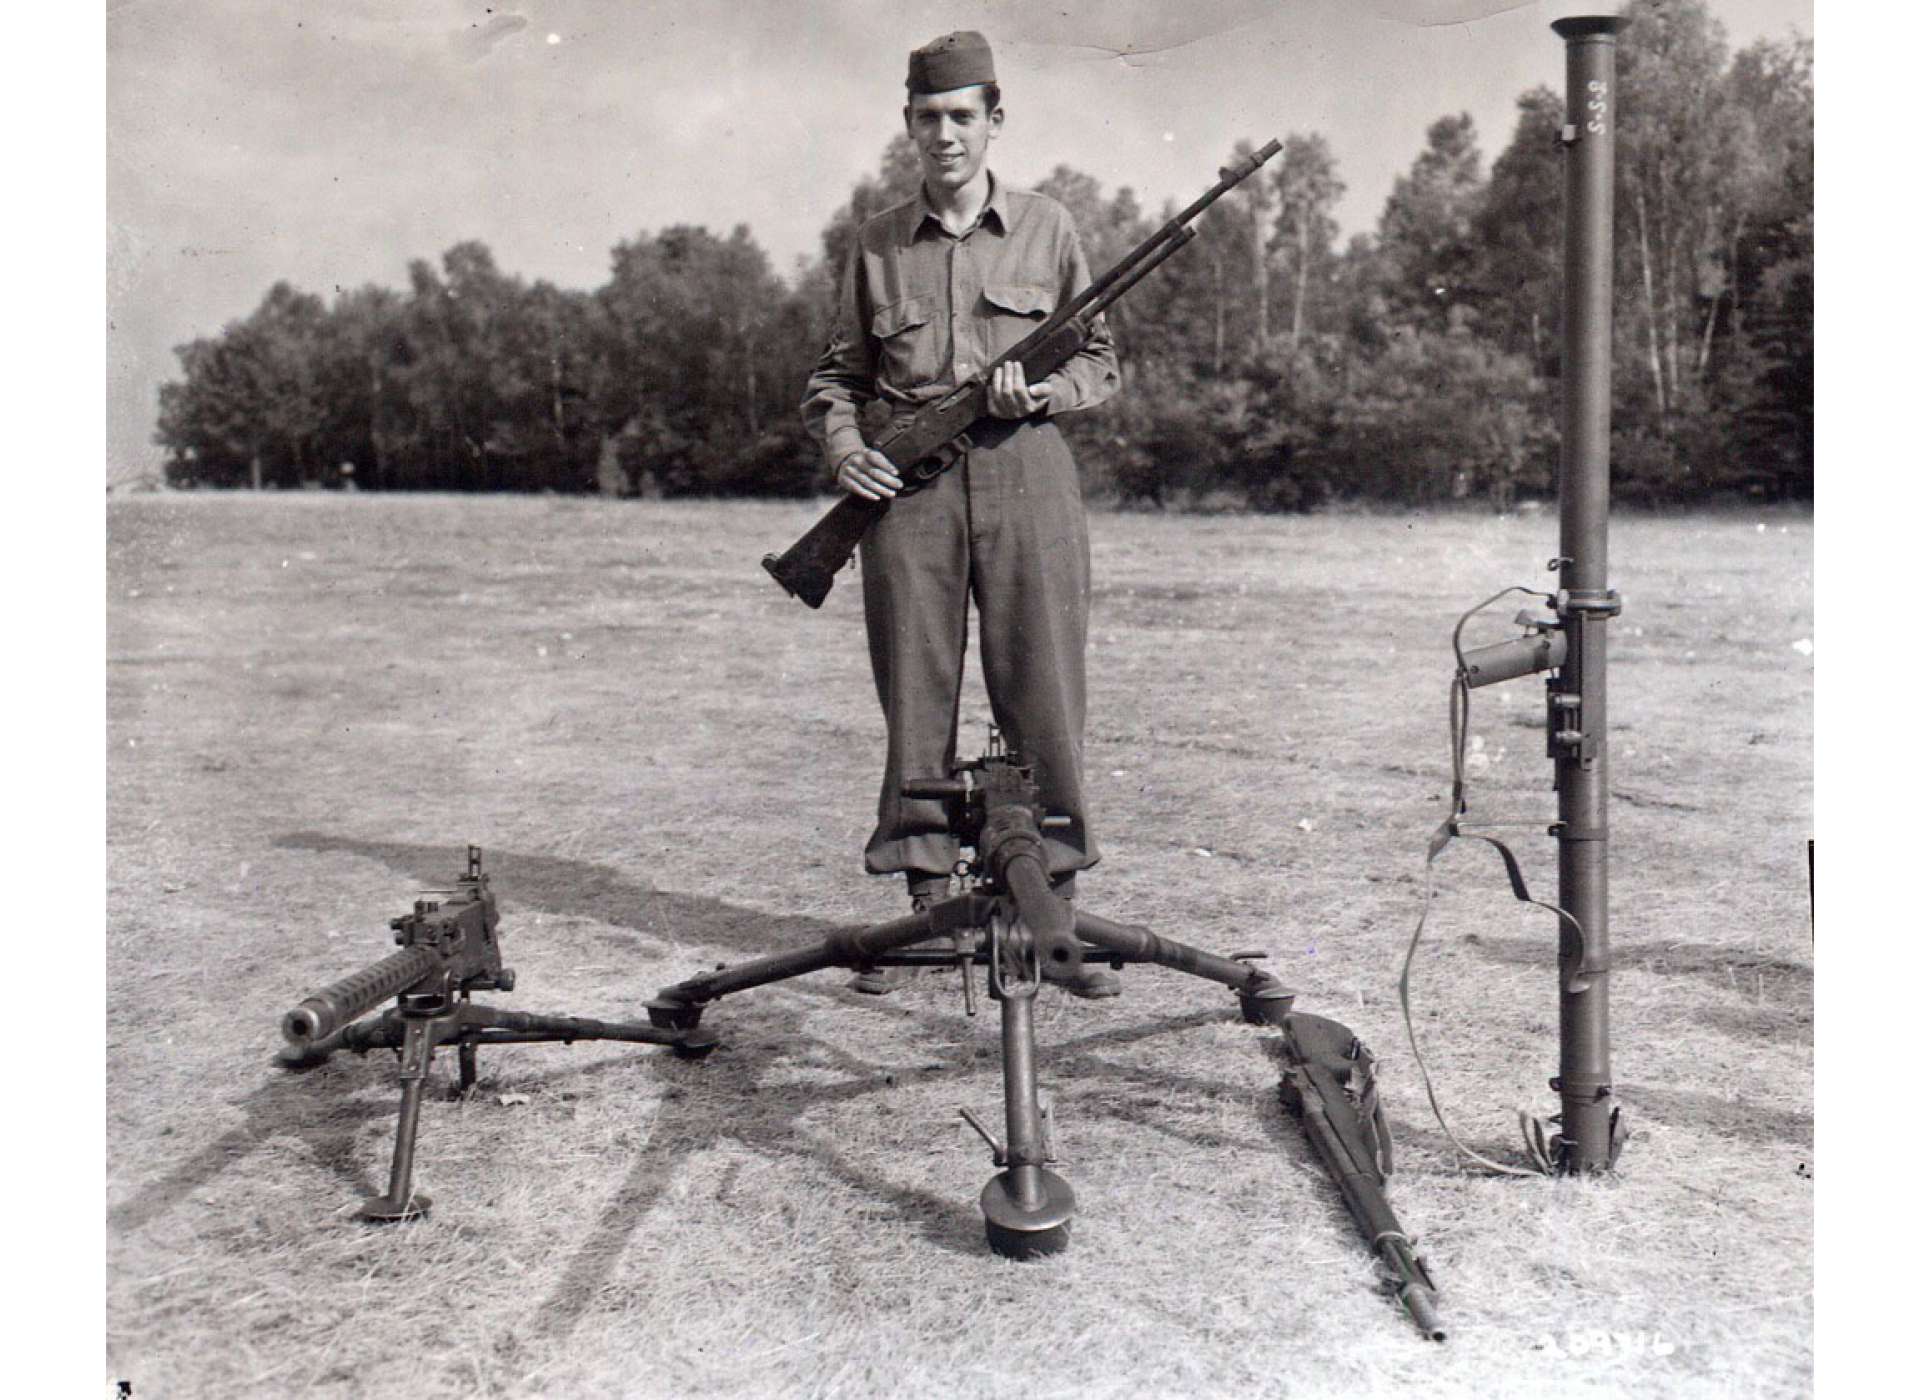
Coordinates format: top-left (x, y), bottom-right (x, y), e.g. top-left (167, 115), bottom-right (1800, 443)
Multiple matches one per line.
top-left (907, 30), bottom-right (995, 94)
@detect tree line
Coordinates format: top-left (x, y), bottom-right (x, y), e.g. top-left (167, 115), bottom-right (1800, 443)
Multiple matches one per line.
top-left (156, 0), bottom-right (1810, 507)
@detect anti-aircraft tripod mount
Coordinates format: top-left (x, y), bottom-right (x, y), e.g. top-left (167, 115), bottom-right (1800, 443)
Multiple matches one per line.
top-left (643, 734), bottom-right (1299, 1259)
top-left (276, 846), bottom-right (716, 1222)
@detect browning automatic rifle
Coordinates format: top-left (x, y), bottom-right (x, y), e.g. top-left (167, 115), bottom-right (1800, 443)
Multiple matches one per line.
top-left (763, 138), bottom-right (1282, 608)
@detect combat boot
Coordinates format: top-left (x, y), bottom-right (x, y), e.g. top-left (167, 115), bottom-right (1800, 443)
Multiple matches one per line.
top-left (848, 874), bottom-right (952, 996)
top-left (1050, 875), bottom-right (1121, 1000)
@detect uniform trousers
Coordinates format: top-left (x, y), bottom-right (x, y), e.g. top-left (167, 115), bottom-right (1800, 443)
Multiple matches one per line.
top-left (857, 415), bottom-right (1098, 881)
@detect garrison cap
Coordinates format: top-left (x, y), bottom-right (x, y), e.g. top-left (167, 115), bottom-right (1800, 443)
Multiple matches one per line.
top-left (907, 30), bottom-right (996, 94)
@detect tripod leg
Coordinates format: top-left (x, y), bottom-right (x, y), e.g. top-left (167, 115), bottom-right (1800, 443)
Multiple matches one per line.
top-left (647, 898), bottom-right (990, 1028)
top-left (1073, 910), bottom-right (1296, 1024)
top-left (980, 990), bottom-right (1074, 1258)
top-left (361, 1015), bottom-right (442, 1222)
top-left (457, 1004), bottom-right (718, 1059)
top-left (457, 990), bottom-right (479, 1091)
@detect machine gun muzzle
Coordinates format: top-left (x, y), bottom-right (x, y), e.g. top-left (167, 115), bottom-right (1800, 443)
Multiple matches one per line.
top-left (904, 764), bottom-right (1082, 979)
top-left (281, 943), bottom-right (443, 1048)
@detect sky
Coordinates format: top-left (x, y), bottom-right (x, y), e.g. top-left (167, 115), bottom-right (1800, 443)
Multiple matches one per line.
top-left (104, 0), bottom-right (1814, 475)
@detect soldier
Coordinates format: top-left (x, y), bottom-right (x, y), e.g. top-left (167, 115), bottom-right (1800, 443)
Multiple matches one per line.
top-left (801, 30), bottom-right (1122, 997)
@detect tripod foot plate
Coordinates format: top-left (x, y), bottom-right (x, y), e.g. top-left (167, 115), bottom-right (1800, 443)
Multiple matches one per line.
top-left (1238, 980), bottom-right (1297, 1027)
top-left (360, 1192), bottom-right (431, 1223)
top-left (645, 997), bottom-right (704, 1032)
top-left (671, 1029), bottom-right (720, 1061)
top-left (981, 1168), bottom-right (1075, 1259)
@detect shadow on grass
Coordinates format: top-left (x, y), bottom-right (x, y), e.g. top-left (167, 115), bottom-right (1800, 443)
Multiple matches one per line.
top-left (1046, 1007), bottom-right (1286, 1153)
top-left (109, 1032), bottom-right (656, 1239)
top-left (1696, 999), bottom-right (1814, 1042)
top-left (1463, 933), bottom-right (1812, 996)
top-left (1620, 1083), bottom-right (1813, 1149)
top-left (530, 1002), bottom-right (1307, 1342)
top-left (109, 1055), bottom-right (394, 1236)
top-left (526, 1027), bottom-right (994, 1343)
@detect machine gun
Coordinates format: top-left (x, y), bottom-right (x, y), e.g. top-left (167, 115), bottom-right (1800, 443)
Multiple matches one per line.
top-left (278, 847), bottom-right (713, 1221)
top-left (895, 743), bottom-right (1086, 986)
top-left (762, 138), bottom-right (1282, 609)
top-left (1277, 1013), bottom-right (1445, 1341)
top-left (279, 846), bottom-right (514, 1055)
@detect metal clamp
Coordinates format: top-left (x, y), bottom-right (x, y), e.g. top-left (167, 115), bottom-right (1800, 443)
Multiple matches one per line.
top-left (1557, 588), bottom-right (1623, 618)
top-left (986, 905), bottom-right (1040, 1002)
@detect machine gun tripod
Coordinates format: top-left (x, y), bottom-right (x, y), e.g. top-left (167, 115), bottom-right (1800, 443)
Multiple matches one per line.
top-left (644, 735), bottom-right (1298, 1258)
top-left (277, 846), bottom-right (714, 1222)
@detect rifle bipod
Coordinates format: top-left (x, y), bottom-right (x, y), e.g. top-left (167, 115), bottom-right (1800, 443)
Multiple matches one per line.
top-left (276, 847), bottom-right (715, 1222)
top-left (643, 742), bottom-right (1298, 1259)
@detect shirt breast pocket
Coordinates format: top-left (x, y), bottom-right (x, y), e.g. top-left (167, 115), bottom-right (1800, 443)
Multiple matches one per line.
top-left (871, 294), bottom-right (941, 388)
top-left (981, 283), bottom-right (1057, 360)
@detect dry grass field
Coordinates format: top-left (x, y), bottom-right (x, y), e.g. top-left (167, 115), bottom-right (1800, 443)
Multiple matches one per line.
top-left (104, 492), bottom-right (1812, 1398)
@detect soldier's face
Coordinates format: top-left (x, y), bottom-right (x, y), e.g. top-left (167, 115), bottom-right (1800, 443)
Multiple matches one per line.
top-left (905, 87), bottom-right (1001, 194)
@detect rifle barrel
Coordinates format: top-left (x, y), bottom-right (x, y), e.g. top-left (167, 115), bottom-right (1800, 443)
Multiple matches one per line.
top-left (1379, 1234), bottom-right (1447, 1341)
top-left (975, 222), bottom-right (1201, 411)
top-left (1076, 225), bottom-right (1198, 322)
top-left (1291, 1061), bottom-right (1446, 1342)
top-left (1045, 138), bottom-right (1280, 332)
top-left (760, 138), bottom-right (1280, 607)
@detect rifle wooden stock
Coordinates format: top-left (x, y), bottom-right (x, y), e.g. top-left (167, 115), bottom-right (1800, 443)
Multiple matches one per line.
top-left (764, 139), bottom-right (1281, 608)
top-left (762, 494), bottom-right (886, 609)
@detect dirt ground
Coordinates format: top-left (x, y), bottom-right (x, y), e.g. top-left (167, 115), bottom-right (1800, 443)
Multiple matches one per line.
top-left (103, 493), bottom-right (1812, 1398)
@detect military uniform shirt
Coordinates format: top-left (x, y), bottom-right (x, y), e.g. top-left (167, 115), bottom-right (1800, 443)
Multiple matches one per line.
top-left (802, 177), bottom-right (1120, 462)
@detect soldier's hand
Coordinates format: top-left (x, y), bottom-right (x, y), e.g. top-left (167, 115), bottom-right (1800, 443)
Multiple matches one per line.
top-left (836, 447), bottom-right (903, 500)
top-left (987, 362), bottom-right (1054, 419)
